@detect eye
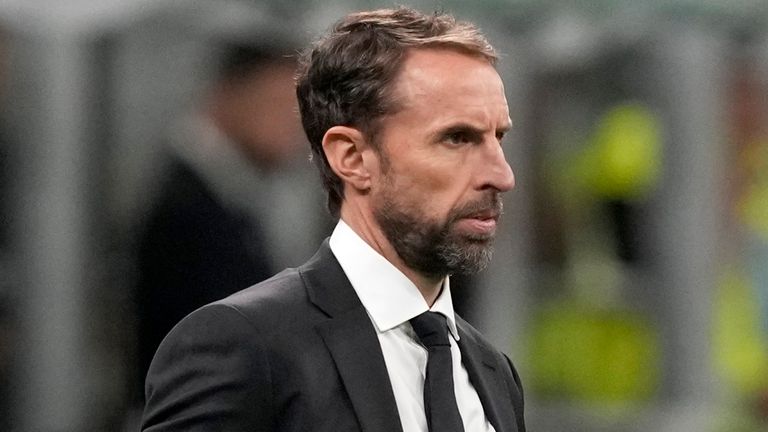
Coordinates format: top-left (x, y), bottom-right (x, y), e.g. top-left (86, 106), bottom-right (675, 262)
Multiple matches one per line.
top-left (496, 130), bottom-right (506, 143)
top-left (441, 126), bottom-right (484, 146)
top-left (445, 131), bottom-right (472, 145)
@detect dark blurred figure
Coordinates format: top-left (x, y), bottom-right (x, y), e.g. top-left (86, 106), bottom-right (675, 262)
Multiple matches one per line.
top-left (134, 36), bottom-right (305, 400)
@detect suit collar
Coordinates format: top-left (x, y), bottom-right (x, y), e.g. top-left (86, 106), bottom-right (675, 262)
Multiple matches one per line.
top-left (299, 240), bottom-right (404, 432)
top-left (299, 239), bottom-right (360, 317)
top-left (457, 318), bottom-right (520, 432)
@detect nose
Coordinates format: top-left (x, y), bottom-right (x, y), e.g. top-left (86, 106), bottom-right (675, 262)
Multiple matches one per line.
top-left (479, 142), bottom-right (515, 192)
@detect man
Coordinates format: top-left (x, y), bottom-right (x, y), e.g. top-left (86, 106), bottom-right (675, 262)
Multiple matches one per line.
top-left (135, 38), bottom-right (321, 392)
top-left (142, 7), bottom-right (525, 432)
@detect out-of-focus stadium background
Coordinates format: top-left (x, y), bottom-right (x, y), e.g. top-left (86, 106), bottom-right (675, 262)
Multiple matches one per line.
top-left (0, 0), bottom-right (766, 431)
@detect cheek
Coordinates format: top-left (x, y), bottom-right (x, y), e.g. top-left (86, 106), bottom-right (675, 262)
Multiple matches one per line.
top-left (394, 152), bottom-right (453, 191)
top-left (379, 144), bottom-right (474, 213)
top-left (390, 172), bottom-right (467, 221)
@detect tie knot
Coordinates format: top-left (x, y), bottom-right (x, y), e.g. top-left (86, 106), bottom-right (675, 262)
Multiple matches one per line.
top-left (410, 311), bottom-right (451, 348)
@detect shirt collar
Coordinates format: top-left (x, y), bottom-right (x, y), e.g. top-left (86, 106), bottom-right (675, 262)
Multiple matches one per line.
top-left (329, 220), bottom-right (459, 340)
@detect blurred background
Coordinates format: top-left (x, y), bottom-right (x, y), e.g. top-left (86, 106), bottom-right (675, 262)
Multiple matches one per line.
top-left (0, 0), bottom-right (767, 431)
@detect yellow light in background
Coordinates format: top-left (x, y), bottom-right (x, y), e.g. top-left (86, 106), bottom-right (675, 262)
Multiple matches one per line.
top-left (571, 103), bottom-right (662, 201)
top-left (527, 299), bottom-right (660, 404)
top-left (713, 269), bottom-right (768, 395)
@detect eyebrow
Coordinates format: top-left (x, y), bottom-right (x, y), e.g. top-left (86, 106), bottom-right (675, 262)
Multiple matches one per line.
top-left (436, 120), bottom-right (512, 139)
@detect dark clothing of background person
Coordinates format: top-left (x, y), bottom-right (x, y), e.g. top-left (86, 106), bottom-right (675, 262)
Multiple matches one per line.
top-left (132, 38), bottom-right (306, 397)
top-left (135, 157), bottom-right (272, 385)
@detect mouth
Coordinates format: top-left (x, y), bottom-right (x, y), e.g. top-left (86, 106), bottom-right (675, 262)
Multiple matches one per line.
top-left (449, 194), bottom-right (504, 236)
top-left (465, 209), bottom-right (500, 222)
top-left (456, 210), bottom-right (500, 236)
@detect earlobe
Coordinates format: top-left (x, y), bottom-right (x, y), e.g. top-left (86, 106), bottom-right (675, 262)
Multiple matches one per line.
top-left (322, 126), bottom-right (373, 192)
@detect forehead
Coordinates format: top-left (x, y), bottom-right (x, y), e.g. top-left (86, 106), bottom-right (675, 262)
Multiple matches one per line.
top-left (390, 48), bottom-right (510, 124)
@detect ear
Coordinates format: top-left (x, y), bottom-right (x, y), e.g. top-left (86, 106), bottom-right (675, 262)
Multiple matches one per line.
top-left (322, 126), bottom-right (377, 192)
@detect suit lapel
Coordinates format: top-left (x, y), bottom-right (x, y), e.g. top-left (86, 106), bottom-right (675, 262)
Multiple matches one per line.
top-left (457, 322), bottom-right (519, 432)
top-left (300, 241), bottom-right (403, 432)
top-left (316, 309), bottom-right (403, 432)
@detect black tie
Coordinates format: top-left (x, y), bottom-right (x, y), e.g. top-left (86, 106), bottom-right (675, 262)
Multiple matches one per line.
top-left (410, 311), bottom-right (465, 432)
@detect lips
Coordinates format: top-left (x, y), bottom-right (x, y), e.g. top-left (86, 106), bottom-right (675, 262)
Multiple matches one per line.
top-left (459, 201), bottom-right (503, 222)
top-left (465, 209), bottom-right (500, 222)
top-left (449, 193), bottom-right (504, 233)
top-left (454, 207), bottom-right (501, 237)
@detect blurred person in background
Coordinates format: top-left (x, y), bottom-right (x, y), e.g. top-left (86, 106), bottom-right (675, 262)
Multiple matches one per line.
top-left (141, 7), bottom-right (525, 432)
top-left (133, 30), bottom-right (315, 401)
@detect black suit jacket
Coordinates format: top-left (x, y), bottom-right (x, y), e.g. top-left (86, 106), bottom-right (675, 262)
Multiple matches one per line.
top-left (142, 241), bottom-right (525, 432)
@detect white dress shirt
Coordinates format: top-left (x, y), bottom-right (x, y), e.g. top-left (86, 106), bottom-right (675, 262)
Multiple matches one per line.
top-left (329, 220), bottom-right (496, 432)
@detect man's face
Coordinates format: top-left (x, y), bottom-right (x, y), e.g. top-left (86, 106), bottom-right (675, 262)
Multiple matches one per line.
top-left (226, 62), bottom-right (304, 167)
top-left (370, 48), bottom-right (515, 278)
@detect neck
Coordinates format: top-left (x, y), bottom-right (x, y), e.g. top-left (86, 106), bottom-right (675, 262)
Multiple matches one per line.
top-left (339, 205), bottom-right (444, 307)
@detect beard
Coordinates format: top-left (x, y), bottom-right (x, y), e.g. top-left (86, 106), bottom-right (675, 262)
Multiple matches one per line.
top-left (373, 187), bottom-right (503, 279)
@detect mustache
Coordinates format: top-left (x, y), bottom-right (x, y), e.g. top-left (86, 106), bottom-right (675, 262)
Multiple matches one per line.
top-left (448, 192), bottom-right (504, 222)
